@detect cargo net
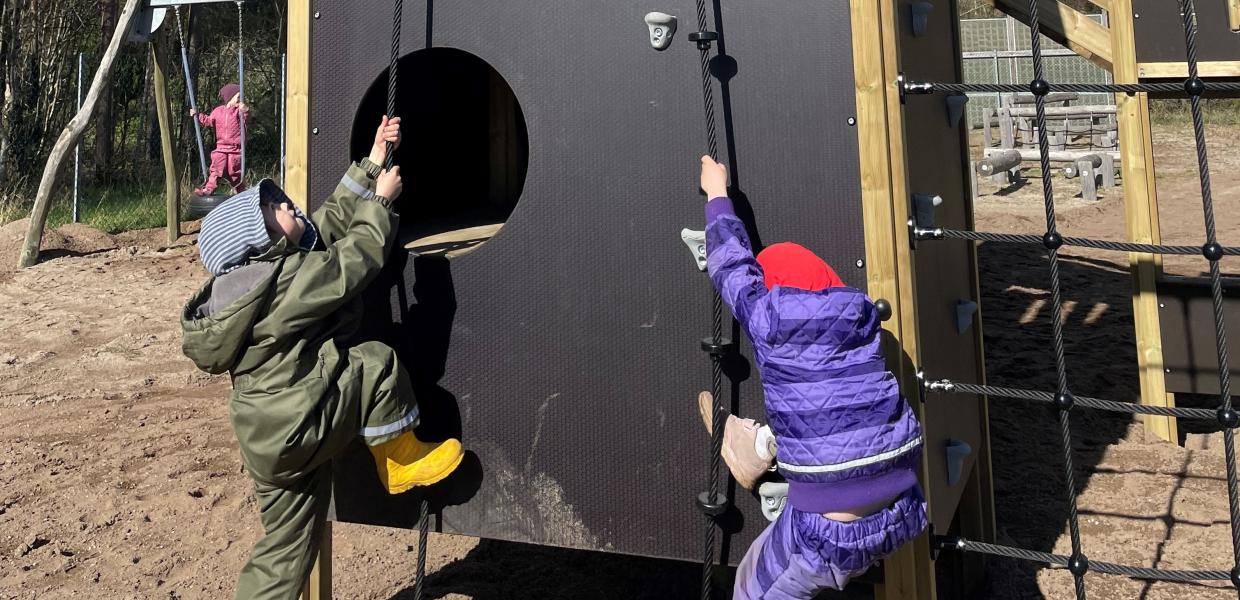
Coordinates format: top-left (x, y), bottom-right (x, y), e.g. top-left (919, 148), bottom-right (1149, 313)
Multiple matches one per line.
top-left (900, 0), bottom-right (1240, 596)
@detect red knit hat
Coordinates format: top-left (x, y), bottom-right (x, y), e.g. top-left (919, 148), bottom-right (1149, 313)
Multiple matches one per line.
top-left (219, 83), bottom-right (241, 102)
top-left (756, 242), bottom-right (845, 291)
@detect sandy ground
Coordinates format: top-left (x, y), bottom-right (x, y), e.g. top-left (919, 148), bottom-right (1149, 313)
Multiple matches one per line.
top-left (0, 123), bottom-right (1237, 599)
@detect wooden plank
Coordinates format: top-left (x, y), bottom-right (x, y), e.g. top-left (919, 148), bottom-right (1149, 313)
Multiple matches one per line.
top-left (1111, 0), bottom-right (1178, 443)
top-left (285, 0), bottom-right (311, 211)
top-left (1231, 0), bottom-right (1240, 33)
top-left (851, 1), bottom-right (936, 598)
top-left (1137, 61), bottom-right (1240, 78)
top-left (983, 0), bottom-right (1113, 70)
top-left (1004, 104), bottom-right (1115, 117)
top-left (151, 37), bottom-right (179, 245)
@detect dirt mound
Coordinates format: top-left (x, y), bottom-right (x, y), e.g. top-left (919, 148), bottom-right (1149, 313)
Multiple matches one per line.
top-left (0, 219), bottom-right (122, 272)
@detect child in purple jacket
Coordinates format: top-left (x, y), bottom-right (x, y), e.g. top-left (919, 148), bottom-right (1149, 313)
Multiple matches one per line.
top-left (696, 155), bottom-right (928, 599)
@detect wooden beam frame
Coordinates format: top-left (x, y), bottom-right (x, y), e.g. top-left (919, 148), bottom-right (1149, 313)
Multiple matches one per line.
top-left (851, 2), bottom-right (936, 598)
top-left (983, 0), bottom-right (1113, 71)
top-left (1138, 61), bottom-right (1240, 79)
top-left (287, 9), bottom-right (330, 600)
top-left (285, 0), bottom-right (311, 211)
top-left (1111, 0), bottom-right (1179, 443)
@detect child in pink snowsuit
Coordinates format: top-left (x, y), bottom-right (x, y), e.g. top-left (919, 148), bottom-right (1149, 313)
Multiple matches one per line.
top-left (191, 83), bottom-right (250, 196)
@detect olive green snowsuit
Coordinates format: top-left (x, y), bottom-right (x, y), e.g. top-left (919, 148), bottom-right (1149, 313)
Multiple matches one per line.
top-left (182, 160), bottom-right (413, 600)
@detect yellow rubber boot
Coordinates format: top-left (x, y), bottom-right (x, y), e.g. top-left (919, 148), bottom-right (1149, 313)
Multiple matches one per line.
top-left (369, 431), bottom-right (465, 494)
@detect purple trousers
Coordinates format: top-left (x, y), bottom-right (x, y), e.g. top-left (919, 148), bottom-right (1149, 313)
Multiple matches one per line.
top-left (733, 486), bottom-right (927, 600)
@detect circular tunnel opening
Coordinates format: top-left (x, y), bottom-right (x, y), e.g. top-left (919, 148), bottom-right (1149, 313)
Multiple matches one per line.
top-left (352, 48), bottom-right (528, 257)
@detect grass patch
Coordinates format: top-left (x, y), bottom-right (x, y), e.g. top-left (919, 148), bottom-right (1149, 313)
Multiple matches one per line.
top-left (1150, 98), bottom-right (1240, 126)
top-left (0, 183), bottom-right (170, 233)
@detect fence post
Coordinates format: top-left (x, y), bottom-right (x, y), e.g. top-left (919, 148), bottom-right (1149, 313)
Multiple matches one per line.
top-left (73, 53), bottom-right (83, 224)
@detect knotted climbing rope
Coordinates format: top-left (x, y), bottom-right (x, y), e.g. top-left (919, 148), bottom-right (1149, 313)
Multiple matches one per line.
top-left (683, 1), bottom-right (732, 598)
top-left (904, 0), bottom-right (1240, 596)
top-left (380, 1), bottom-right (431, 598)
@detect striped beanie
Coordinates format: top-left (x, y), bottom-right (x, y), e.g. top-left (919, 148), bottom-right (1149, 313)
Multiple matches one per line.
top-left (197, 187), bottom-right (271, 276)
top-left (197, 180), bottom-right (319, 276)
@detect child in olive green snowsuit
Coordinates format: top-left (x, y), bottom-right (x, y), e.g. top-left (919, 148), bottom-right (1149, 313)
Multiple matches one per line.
top-left (181, 117), bottom-right (463, 600)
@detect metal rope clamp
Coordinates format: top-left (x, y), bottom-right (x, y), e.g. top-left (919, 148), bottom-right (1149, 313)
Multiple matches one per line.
top-left (687, 30), bottom-right (718, 50)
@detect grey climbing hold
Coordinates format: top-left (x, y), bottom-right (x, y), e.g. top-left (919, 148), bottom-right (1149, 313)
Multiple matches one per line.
top-left (910, 2), bottom-right (934, 38)
top-left (758, 481), bottom-right (789, 522)
top-left (681, 228), bottom-right (707, 272)
top-left (912, 193), bottom-right (942, 229)
top-left (946, 93), bottom-right (969, 128)
top-left (945, 438), bottom-right (972, 486)
top-left (955, 299), bottom-right (978, 334)
top-left (644, 12), bottom-right (678, 51)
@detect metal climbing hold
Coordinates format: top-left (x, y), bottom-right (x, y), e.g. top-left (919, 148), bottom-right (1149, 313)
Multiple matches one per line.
top-left (1203, 241), bottom-right (1224, 261)
top-left (643, 12), bottom-right (678, 51)
top-left (1029, 79), bottom-right (1050, 96)
top-left (1043, 231), bottom-right (1064, 250)
top-left (1055, 393), bottom-right (1075, 410)
top-left (758, 482), bottom-right (789, 522)
top-left (680, 228), bottom-right (707, 272)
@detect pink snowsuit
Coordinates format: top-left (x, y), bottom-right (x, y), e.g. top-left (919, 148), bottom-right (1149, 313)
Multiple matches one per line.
top-left (197, 104), bottom-right (249, 194)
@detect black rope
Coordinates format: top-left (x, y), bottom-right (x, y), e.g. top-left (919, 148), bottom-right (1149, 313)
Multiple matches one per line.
top-left (384, 0), bottom-right (401, 171)
top-left (1022, 0), bottom-right (1088, 595)
top-left (381, 0), bottom-right (425, 597)
top-left (414, 497), bottom-right (429, 600)
top-left (926, 380), bottom-right (1220, 419)
top-left (1177, 1), bottom-right (1240, 593)
top-left (686, 1), bottom-right (727, 598)
top-left (916, 227), bottom-right (1240, 256)
top-left (171, 6), bottom-right (209, 182)
top-left (905, 82), bottom-right (1240, 94)
top-left (939, 537), bottom-right (1232, 583)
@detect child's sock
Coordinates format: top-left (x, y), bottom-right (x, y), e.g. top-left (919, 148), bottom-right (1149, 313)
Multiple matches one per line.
top-left (754, 425), bottom-right (776, 462)
top-left (369, 431), bottom-right (464, 494)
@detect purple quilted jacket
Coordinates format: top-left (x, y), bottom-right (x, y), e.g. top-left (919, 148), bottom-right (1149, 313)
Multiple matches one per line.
top-left (705, 197), bottom-right (923, 514)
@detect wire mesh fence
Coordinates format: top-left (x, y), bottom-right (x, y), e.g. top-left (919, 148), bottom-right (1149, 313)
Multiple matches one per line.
top-left (960, 15), bottom-right (1113, 125)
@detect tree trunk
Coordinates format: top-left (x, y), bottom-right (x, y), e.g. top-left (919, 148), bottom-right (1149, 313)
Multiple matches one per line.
top-left (93, 0), bottom-right (116, 184)
top-left (20, 0), bottom-right (142, 268)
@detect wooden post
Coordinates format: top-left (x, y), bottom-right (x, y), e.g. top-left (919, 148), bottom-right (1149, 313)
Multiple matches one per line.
top-left (302, 521), bottom-right (332, 600)
top-left (18, 0), bottom-right (142, 268)
top-left (1229, 0), bottom-right (1239, 33)
top-left (151, 37), bottom-right (180, 244)
top-left (1110, 0), bottom-right (1178, 443)
top-left (851, 1), bottom-right (936, 598)
top-left (285, 0), bottom-right (311, 211)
